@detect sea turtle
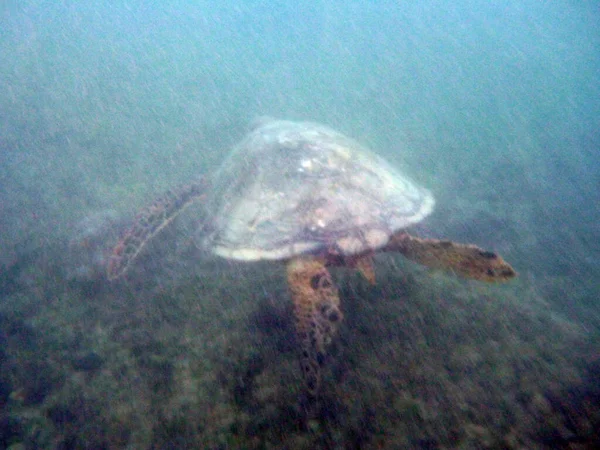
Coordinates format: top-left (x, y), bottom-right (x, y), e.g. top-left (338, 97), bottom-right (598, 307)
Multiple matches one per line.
top-left (107, 119), bottom-right (516, 396)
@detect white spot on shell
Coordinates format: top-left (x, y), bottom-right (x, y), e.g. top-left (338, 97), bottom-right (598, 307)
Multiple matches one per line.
top-left (336, 236), bottom-right (364, 254)
top-left (300, 159), bottom-right (313, 170)
top-left (365, 229), bottom-right (389, 249)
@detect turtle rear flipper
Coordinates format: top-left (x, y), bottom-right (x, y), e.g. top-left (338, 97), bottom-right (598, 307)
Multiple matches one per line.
top-left (286, 257), bottom-right (343, 397)
top-left (386, 232), bottom-right (517, 282)
top-left (107, 180), bottom-right (207, 280)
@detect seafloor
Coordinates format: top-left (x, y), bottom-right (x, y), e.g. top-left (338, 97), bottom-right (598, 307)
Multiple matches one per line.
top-left (0, 210), bottom-right (598, 449)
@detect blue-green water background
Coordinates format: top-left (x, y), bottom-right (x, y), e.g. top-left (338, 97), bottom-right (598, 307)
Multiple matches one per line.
top-left (1, 1), bottom-right (600, 447)
top-left (2, 0), bottom-right (599, 324)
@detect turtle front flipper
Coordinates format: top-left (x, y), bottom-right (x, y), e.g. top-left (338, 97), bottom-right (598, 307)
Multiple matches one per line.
top-left (107, 180), bottom-right (207, 280)
top-left (286, 257), bottom-right (343, 397)
top-left (386, 232), bottom-right (517, 282)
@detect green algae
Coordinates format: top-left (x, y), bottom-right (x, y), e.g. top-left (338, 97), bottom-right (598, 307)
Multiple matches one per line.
top-left (0, 233), bottom-right (598, 448)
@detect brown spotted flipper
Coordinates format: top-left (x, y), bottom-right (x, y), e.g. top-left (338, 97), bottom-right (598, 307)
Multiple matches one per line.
top-left (386, 232), bottom-right (516, 282)
top-left (326, 253), bottom-right (377, 284)
top-left (107, 180), bottom-right (206, 280)
top-left (348, 254), bottom-right (376, 284)
top-left (286, 257), bottom-right (342, 396)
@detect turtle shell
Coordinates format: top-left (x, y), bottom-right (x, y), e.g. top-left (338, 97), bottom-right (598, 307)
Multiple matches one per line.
top-left (202, 120), bottom-right (434, 261)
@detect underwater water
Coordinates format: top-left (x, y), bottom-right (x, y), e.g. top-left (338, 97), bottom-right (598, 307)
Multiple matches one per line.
top-left (1, 0), bottom-right (599, 448)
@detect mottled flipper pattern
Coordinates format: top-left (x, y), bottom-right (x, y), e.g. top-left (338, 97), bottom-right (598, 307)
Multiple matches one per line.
top-left (386, 232), bottom-right (516, 282)
top-left (107, 180), bottom-right (206, 280)
top-left (286, 257), bottom-right (343, 396)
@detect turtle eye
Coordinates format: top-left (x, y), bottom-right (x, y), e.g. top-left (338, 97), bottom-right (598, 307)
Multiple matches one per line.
top-left (479, 250), bottom-right (497, 259)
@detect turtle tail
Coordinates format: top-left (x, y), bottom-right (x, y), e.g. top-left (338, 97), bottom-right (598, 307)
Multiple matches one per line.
top-left (106, 179), bottom-right (207, 280)
top-left (286, 257), bottom-right (343, 398)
